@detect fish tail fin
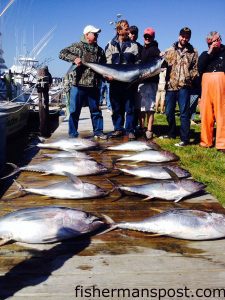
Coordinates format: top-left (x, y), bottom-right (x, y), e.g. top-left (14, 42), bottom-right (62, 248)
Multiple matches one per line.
top-left (174, 198), bottom-right (182, 203)
top-left (0, 163), bottom-right (20, 180)
top-left (0, 238), bottom-right (13, 246)
top-left (96, 214), bottom-right (117, 235)
top-left (5, 180), bottom-right (26, 198)
top-left (105, 178), bottom-right (117, 194)
top-left (142, 196), bottom-right (154, 201)
top-left (96, 225), bottom-right (117, 235)
top-left (149, 142), bottom-right (161, 151)
top-left (101, 214), bottom-right (115, 225)
top-left (162, 166), bottom-right (180, 182)
top-left (112, 189), bottom-right (125, 202)
top-left (150, 207), bottom-right (164, 213)
top-left (13, 179), bottom-right (24, 191)
top-left (37, 136), bottom-right (47, 142)
top-left (105, 179), bottom-right (124, 201)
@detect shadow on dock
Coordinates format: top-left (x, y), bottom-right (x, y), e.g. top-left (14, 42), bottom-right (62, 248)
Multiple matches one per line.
top-left (0, 238), bottom-right (90, 299)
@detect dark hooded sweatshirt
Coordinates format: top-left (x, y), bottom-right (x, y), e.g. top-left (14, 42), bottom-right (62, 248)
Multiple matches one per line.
top-left (140, 40), bottom-right (160, 83)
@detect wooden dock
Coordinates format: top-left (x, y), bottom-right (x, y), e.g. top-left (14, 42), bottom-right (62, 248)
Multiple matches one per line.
top-left (0, 106), bottom-right (225, 300)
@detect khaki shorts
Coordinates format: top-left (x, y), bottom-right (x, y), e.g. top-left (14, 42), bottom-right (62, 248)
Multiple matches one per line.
top-left (156, 90), bottom-right (166, 102)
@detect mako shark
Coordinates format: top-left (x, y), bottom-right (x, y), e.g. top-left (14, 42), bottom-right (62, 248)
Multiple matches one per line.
top-left (83, 58), bottom-right (163, 83)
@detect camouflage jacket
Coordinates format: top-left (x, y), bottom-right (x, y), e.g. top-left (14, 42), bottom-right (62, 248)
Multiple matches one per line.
top-left (164, 42), bottom-right (198, 90)
top-left (59, 36), bottom-right (106, 88)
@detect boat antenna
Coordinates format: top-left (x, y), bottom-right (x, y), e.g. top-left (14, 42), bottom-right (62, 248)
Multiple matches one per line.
top-left (30, 25), bottom-right (56, 58)
top-left (0, 0), bottom-right (15, 17)
top-left (0, 0), bottom-right (16, 73)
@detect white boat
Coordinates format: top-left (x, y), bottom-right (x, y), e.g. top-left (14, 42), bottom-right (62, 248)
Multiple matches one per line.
top-left (0, 101), bottom-right (29, 137)
top-left (0, 111), bottom-right (6, 174)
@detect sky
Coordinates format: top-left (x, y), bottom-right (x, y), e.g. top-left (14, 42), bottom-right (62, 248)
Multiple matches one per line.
top-left (1, 0), bottom-right (225, 77)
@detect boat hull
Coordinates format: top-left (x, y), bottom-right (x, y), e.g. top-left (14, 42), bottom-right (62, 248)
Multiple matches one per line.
top-left (0, 113), bottom-right (6, 174)
top-left (0, 102), bottom-right (29, 137)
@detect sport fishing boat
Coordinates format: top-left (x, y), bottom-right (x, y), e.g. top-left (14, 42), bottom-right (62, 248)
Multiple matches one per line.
top-left (0, 100), bottom-right (29, 137)
top-left (0, 100), bottom-right (29, 176)
top-left (0, 111), bottom-right (6, 174)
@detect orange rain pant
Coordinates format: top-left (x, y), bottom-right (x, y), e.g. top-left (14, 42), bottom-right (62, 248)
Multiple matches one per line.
top-left (200, 72), bottom-right (225, 150)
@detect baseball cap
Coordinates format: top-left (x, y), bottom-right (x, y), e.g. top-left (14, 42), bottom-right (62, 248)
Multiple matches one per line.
top-left (83, 25), bottom-right (101, 35)
top-left (179, 27), bottom-right (191, 37)
top-left (144, 27), bottom-right (155, 37)
top-left (129, 25), bottom-right (139, 34)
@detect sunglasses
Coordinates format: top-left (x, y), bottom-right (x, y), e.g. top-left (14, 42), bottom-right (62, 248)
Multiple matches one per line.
top-left (144, 34), bottom-right (153, 39)
top-left (208, 37), bottom-right (221, 45)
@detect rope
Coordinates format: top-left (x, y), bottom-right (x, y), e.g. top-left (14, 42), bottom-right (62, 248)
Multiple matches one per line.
top-left (1, 76), bottom-right (64, 115)
top-left (49, 88), bottom-right (63, 96)
top-left (0, 84), bottom-right (37, 105)
top-left (0, 84), bottom-right (38, 114)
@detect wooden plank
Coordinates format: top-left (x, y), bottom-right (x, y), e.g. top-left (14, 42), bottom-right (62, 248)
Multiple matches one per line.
top-left (0, 107), bottom-right (225, 299)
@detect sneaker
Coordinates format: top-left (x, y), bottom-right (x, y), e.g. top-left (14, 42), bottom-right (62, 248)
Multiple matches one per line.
top-left (128, 132), bottom-right (136, 140)
top-left (191, 120), bottom-right (197, 125)
top-left (94, 133), bottom-right (108, 140)
top-left (159, 135), bottom-right (174, 139)
top-left (111, 130), bottom-right (124, 138)
top-left (145, 130), bottom-right (153, 140)
top-left (174, 141), bottom-right (188, 147)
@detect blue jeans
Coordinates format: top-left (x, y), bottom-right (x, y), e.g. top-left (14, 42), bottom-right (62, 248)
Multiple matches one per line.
top-left (190, 94), bottom-right (199, 120)
top-left (100, 81), bottom-right (111, 110)
top-left (69, 86), bottom-right (104, 137)
top-left (110, 82), bottom-right (135, 133)
top-left (165, 89), bottom-right (190, 143)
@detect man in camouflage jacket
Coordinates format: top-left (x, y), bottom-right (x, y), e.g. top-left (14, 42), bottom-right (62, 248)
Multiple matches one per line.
top-left (59, 25), bottom-right (107, 139)
top-left (162, 27), bottom-right (198, 146)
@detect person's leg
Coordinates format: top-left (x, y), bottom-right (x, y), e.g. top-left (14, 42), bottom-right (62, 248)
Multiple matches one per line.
top-left (110, 83), bottom-right (125, 133)
top-left (165, 90), bottom-right (177, 138)
top-left (125, 87), bottom-right (136, 134)
top-left (65, 91), bottom-right (70, 118)
top-left (200, 74), bottom-right (215, 147)
top-left (144, 82), bottom-right (157, 139)
top-left (88, 87), bottom-right (104, 136)
top-left (155, 90), bottom-right (160, 113)
top-left (177, 88), bottom-right (190, 144)
top-left (68, 86), bottom-right (82, 137)
top-left (211, 73), bottom-right (225, 150)
top-left (146, 111), bottom-right (154, 139)
top-left (137, 83), bottom-right (148, 132)
top-left (105, 82), bottom-right (111, 110)
top-left (190, 94), bottom-right (199, 122)
top-left (99, 82), bottom-right (105, 106)
top-left (147, 112), bottom-right (154, 131)
top-left (139, 111), bottom-right (145, 129)
top-left (160, 90), bottom-right (166, 113)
